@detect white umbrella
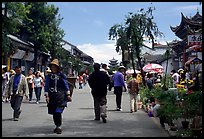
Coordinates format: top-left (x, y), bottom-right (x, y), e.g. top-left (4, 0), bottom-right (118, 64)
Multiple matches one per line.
top-left (126, 69), bottom-right (141, 74)
top-left (142, 63), bottom-right (164, 73)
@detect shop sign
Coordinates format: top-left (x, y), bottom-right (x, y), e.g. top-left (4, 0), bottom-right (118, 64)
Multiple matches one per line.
top-left (188, 34), bottom-right (202, 45)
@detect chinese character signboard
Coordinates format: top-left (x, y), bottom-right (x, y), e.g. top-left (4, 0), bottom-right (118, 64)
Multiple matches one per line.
top-left (188, 34), bottom-right (202, 45)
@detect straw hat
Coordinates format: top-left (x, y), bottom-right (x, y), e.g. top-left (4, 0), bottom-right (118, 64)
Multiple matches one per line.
top-left (10, 70), bottom-right (15, 75)
top-left (178, 68), bottom-right (184, 73)
top-left (49, 59), bottom-right (60, 67)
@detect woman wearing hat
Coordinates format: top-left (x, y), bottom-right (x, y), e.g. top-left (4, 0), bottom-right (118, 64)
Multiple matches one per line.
top-left (44, 59), bottom-right (71, 134)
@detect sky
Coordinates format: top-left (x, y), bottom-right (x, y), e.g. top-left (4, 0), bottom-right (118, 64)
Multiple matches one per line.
top-left (48, 2), bottom-right (202, 64)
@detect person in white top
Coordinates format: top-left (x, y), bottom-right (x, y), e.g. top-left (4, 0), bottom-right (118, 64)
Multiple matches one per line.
top-left (33, 71), bottom-right (43, 104)
top-left (171, 69), bottom-right (180, 88)
top-left (26, 69), bottom-right (35, 102)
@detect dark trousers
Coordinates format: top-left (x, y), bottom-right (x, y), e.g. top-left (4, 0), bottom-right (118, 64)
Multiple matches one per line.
top-left (28, 83), bottom-right (33, 101)
top-left (114, 86), bottom-right (123, 109)
top-left (93, 96), bottom-right (107, 119)
top-left (53, 112), bottom-right (62, 127)
top-left (34, 87), bottom-right (42, 102)
top-left (10, 94), bottom-right (23, 118)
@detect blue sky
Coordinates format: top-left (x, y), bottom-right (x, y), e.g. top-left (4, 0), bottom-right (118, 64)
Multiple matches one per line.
top-left (48, 2), bottom-right (202, 64)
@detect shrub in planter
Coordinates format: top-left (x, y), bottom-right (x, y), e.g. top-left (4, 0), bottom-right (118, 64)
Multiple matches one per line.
top-left (180, 91), bottom-right (202, 129)
top-left (139, 86), bottom-right (162, 112)
top-left (139, 86), bottom-right (149, 110)
top-left (155, 89), bottom-right (182, 130)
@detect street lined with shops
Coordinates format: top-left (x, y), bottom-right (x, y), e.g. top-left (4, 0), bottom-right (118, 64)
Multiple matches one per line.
top-left (2, 84), bottom-right (169, 137)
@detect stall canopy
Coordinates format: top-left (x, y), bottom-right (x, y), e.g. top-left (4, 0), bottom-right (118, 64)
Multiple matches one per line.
top-left (186, 45), bottom-right (202, 52)
top-left (185, 57), bottom-right (202, 65)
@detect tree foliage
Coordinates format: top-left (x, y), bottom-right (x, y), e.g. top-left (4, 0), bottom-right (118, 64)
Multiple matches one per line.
top-left (17, 2), bottom-right (65, 71)
top-left (109, 5), bottom-right (164, 85)
top-left (2, 2), bottom-right (31, 55)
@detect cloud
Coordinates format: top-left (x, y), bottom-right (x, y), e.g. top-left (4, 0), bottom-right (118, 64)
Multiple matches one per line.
top-left (172, 5), bottom-right (202, 16)
top-left (77, 43), bottom-right (122, 64)
top-left (76, 37), bottom-right (172, 65)
top-left (175, 5), bottom-right (201, 11)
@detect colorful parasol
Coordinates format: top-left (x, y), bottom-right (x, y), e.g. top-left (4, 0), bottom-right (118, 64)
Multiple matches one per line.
top-left (142, 63), bottom-right (164, 73)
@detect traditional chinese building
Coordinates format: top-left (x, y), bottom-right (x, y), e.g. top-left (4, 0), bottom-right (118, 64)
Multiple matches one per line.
top-left (109, 57), bottom-right (119, 70)
top-left (170, 11), bottom-right (202, 70)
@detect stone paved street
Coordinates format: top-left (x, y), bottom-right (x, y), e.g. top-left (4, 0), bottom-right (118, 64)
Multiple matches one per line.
top-left (2, 84), bottom-right (170, 137)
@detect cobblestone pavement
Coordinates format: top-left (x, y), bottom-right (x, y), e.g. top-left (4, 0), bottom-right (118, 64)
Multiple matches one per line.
top-left (2, 84), bottom-right (170, 137)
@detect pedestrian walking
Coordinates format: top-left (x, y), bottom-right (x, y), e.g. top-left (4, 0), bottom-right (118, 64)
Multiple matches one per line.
top-left (127, 73), bottom-right (139, 113)
top-left (33, 71), bottom-right (43, 104)
top-left (5, 66), bottom-right (29, 121)
top-left (78, 74), bottom-right (83, 89)
top-left (112, 66), bottom-right (127, 111)
top-left (26, 69), bottom-right (35, 102)
top-left (44, 59), bottom-right (72, 134)
top-left (100, 63), bottom-right (110, 75)
top-left (145, 73), bottom-right (155, 104)
top-left (88, 63), bottom-right (110, 123)
top-left (4, 69), bottom-right (16, 102)
top-left (2, 67), bottom-right (10, 102)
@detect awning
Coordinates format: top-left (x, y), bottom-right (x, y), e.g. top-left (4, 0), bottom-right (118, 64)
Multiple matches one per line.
top-left (82, 61), bottom-right (91, 65)
top-left (23, 52), bottom-right (34, 61)
top-left (12, 49), bottom-right (26, 59)
top-left (185, 57), bottom-right (202, 65)
top-left (7, 34), bottom-right (30, 46)
top-left (186, 45), bottom-right (202, 52)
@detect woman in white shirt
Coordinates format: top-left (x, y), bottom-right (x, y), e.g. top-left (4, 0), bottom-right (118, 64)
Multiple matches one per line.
top-left (26, 69), bottom-right (35, 101)
top-left (34, 71), bottom-right (43, 104)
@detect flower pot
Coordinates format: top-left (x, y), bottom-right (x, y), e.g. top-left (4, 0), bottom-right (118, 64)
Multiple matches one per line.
top-left (181, 121), bottom-right (189, 129)
top-left (191, 128), bottom-right (202, 137)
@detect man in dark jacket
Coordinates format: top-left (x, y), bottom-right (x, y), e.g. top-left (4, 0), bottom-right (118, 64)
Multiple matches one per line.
top-left (88, 63), bottom-right (110, 123)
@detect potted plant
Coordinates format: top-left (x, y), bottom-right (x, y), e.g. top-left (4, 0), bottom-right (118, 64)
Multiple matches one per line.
top-left (138, 86), bottom-right (149, 112)
top-left (155, 89), bottom-right (182, 131)
top-left (180, 90), bottom-right (202, 129)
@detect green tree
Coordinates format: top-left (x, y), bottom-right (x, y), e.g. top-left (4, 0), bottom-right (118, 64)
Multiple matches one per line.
top-left (109, 6), bottom-right (164, 86)
top-left (109, 24), bottom-right (130, 67)
top-left (45, 4), bottom-right (65, 60)
top-left (2, 2), bottom-right (31, 59)
top-left (22, 2), bottom-right (65, 71)
top-left (162, 42), bottom-right (172, 90)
